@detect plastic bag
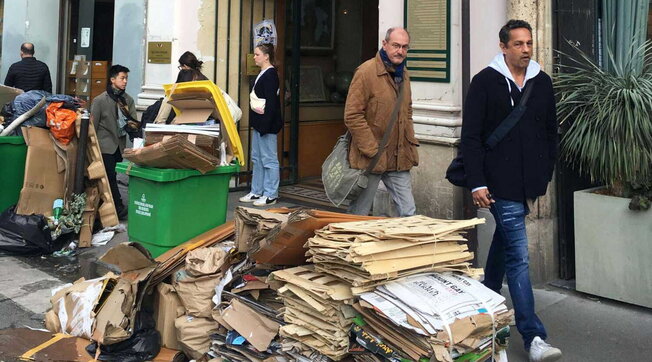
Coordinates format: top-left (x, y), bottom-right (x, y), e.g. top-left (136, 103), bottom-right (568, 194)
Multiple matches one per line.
top-left (0, 206), bottom-right (60, 255)
top-left (86, 311), bottom-right (161, 362)
top-left (47, 102), bottom-right (77, 145)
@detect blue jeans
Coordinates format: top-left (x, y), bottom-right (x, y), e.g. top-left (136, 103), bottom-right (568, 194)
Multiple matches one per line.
top-left (250, 130), bottom-right (279, 198)
top-left (483, 198), bottom-right (547, 349)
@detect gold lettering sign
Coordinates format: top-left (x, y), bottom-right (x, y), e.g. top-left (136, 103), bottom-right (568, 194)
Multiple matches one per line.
top-left (147, 42), bottom-right (172, 64)
top-left (405, 0), bottom-right (450, 82)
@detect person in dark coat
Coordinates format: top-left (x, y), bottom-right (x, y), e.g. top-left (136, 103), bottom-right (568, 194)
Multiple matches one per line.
top-left (239, 43), bottom-right (282, 207)
top-left (461, 20), bottom-right (561, 362)
top-left (4, 43), bottom-right (52, 93)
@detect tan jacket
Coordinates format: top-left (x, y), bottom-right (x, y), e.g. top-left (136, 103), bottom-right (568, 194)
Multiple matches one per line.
top-left (344, 53), bottom-right (419, 173)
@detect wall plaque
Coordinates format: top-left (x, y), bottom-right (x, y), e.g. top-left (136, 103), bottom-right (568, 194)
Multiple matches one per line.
top-left (147, 42), bottom-right (172, 64)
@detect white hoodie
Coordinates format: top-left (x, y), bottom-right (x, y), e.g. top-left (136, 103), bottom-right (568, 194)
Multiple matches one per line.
top-left (488, 53), bottom-right (541, 106)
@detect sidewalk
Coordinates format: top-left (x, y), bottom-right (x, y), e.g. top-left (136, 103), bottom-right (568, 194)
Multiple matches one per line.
top-left (2, 186), bottom-right (652, 361)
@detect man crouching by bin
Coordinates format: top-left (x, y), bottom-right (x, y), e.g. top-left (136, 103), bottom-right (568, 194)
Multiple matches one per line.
top-left (91, 65), bottom-right (140, 220)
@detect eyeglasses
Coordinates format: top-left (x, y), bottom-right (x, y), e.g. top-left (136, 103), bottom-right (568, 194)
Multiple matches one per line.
top-left (390, 42), bottom-right (410, 51)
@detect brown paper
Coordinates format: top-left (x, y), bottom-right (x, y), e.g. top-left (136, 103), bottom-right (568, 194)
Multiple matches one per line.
top-left (154, 283), bottom-right (184, 350)
top-left (185, 247), bottom-right (227, 277)
top-left (175, 315), bottom-right (220, 359)
top-left (174, 270), bottom-right (222, 318)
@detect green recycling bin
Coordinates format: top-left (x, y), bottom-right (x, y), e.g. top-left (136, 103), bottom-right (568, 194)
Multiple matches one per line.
top-left (0, 136), bottom-right (27, 213)
top-left (116, 162), bottom-right (239, 258)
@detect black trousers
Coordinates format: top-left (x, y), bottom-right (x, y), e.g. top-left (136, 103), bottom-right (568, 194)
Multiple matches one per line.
top-left (102, 149), bottom-right (125, 212)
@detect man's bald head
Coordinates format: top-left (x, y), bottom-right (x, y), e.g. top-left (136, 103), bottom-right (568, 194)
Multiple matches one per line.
top-left (20, 43), bottom-right (35, 57)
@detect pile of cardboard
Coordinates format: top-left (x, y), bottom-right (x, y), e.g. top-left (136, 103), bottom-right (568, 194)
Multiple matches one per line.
top-left (306, 215), bottom-right (485, 294)
top-left (353, 272), bottom-right (513, 361)
top-left (124, 133), bottom-right (220, 173)
top-left (268, 265), bottom-right (356, 360)
top-left (145, 124), bottom-right (221, 156)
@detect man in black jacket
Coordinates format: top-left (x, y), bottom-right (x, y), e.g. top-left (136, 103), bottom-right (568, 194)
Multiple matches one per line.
top-left (4, 43), bottom-right (52, 93)
top-left (461, 20), bottom-right (561, 362)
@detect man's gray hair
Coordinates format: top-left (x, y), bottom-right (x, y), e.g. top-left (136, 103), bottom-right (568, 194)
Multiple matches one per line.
top-left (385, 27), bottom-right (410, 41)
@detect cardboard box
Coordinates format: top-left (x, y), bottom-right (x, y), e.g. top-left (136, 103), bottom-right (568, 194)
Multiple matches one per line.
top-left (154, 283), bottom-right (184, 350)
top-left (168, 98), bottom-right (216, 124)
top-left (16, 126), bottom-right (66, 216)
top-left (123, 134), bottom-right (219, 173)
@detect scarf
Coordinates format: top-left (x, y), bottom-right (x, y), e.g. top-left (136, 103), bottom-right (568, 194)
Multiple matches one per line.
top-left (380, 48), bottom-right (405, 85)
top-left (106, 83), bottom-right (140, 132)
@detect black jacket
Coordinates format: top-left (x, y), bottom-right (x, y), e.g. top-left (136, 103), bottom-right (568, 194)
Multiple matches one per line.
top-left (461, 67), bottom-right (558, 202)
top-left (4, 57), bottom-right (52, 93)
top-left (249, 67), bottom-right (282, 135)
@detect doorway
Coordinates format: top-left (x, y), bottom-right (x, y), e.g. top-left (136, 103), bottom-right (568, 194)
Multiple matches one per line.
top-left (281, 0), bottom-right (379, 184)
top-left (59, 0), bottom-right (115, 102)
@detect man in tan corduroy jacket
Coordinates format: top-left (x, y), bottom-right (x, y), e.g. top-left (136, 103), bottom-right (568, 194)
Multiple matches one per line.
top-left (344, 27), bottom-right (419, 216)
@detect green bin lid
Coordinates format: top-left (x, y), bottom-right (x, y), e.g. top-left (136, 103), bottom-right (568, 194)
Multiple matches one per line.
top-left (0, 136), bottom-right (26, 145)
top-left (115, 162), bottom-right (239, 182)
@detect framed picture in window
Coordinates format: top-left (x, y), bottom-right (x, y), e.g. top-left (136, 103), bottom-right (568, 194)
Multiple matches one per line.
top-left (299, 66), bottom-right (327, 102)
top-left (300, 0), bottom-right (335, 50)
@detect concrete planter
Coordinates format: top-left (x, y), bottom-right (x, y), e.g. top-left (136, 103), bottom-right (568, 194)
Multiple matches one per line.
top-left (574, 187), bottom-right (652, 308)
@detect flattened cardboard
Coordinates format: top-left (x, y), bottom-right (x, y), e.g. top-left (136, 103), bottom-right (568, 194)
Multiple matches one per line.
top-left (168, 98), bottom-right (216, 124)
top-left (253, 210), bottom-right (381, 265)
top-left (0, 84), bottom-right (23, 109)
top-left (92, 243), bottom-right (158, 345)
top-left (16, 126), bottom-right (66, 216)
top-left (220, 298), bottom-right (280, 352)
top-left (0, 328), bottom-right (90, 362)
top-left (123, 134), bottom-right (219, 173)
top-left (154, 283), bottom-right (184, 350)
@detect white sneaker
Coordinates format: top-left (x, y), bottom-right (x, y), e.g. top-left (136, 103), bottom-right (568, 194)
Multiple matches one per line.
top-left (253, 196), bottom-right (277, 207)
top-left (529, 336), bottom-right (562, 362)
top-left (239, 192), bottom-right (261, 203)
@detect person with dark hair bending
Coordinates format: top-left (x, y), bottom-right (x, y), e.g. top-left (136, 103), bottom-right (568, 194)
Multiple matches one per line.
top-left (177, 51), bottom-right (208, 82)
top-left (239, 43), bottom-right (282, 206)
top-left (4, 42), bottom-right (52, 93)
top-left (91, 65), bottom-right (138, 220)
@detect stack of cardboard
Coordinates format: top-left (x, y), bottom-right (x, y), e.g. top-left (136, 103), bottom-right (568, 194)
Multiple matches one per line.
top-left (352, 272), bottom-right (513, 362)
top-left (123, 134), bottom-right (220, 173)
top-left (268, 265), bottom-right (356, 361)
top-left (306, 215), bottom-right (484, 294)
top-left (145, 124), bottom-right (221, 157)
top-left (234, 207), bottom-right (289, 253)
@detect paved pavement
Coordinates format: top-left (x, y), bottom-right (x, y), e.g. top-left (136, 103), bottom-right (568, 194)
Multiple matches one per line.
top-left (1, 182), bottom-right (651, 360)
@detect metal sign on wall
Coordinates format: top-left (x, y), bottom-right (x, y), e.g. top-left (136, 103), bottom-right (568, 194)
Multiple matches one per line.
top-left (147, 42), bottom-right (172, 64)
top-left (404, 0), bottom-right (451, 83)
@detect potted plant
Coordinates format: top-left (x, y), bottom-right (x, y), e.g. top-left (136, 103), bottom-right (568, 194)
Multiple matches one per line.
top-left (555, 41), bottom-right (652, 308)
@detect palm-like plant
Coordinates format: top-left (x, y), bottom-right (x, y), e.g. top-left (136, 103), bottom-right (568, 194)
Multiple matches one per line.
top-left (555, 41), bottom-right (652, 210)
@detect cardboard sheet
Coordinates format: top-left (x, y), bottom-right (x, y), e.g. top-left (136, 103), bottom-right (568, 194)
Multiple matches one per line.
top-left (123, 134), bottom-right (220, 173)
top-left (220, 298), bottom-right (280, 352)
top-left (16, 126), bottom-right (66, 216)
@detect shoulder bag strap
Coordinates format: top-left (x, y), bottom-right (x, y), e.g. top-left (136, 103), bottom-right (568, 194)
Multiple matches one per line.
top-left (364, 82), bottom-right (406, 173)
top-left (484, 80), bottom-right (535, 150)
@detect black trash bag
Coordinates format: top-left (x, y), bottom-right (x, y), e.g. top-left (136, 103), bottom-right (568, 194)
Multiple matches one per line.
top-left (0, 206), bottom-right (59, 255)
top-left (86, 311), bottom-right (161, 362)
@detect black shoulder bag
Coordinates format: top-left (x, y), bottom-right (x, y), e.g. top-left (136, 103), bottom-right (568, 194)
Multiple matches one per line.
top-left (445, 82), bottom-right (535, 188)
